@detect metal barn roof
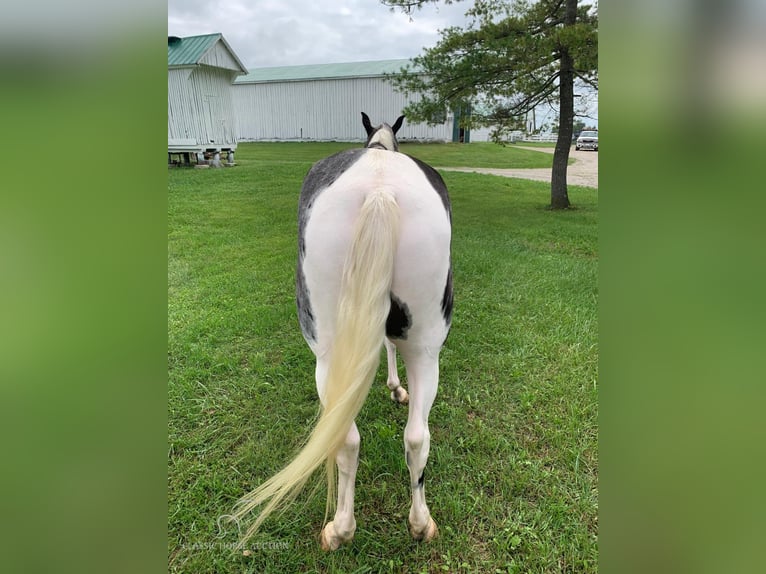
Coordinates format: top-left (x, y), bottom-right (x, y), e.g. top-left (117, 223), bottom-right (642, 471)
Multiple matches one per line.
top-left (168, 33), bottom-right (248, 74)
top-left (235, 59), bottom-right (417, 84)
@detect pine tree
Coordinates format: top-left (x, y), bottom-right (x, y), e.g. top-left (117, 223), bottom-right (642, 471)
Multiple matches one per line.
top-left (383, 0), bottom-right (598, 209)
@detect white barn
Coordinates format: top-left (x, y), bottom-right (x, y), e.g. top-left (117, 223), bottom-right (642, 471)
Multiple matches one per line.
top-left (233, 60), bottom-right (465, 143)
top-left (167, 33), bottom-right (247, 163)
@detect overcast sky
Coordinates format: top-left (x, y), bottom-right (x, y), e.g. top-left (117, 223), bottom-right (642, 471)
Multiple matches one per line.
top-left (167, 0), bottom-right (470, 68)
top-left (168, 0), bottom-right (597, 126)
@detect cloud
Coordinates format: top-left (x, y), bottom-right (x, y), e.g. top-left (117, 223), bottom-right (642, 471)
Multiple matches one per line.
top-left (168, 0), bottom-right (470, 68)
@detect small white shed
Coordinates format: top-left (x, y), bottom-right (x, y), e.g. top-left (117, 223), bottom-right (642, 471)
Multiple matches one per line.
top-left (167, 33), bottom-right (247, 164)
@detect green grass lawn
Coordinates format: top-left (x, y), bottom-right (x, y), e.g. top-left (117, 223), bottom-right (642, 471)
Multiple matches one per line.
top-left (234, 141), bottom-right (556, 169)
top-left (168, 143), bottom-right (598, 573)
top-left (512, 142), bottom-right (559, 148)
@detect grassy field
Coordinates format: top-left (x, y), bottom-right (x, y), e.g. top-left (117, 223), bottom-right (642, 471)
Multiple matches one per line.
top-left (168, 142), bottom-right (598, 573)
top-left (230, 141), bottom-right (557, 169)
top-left (510, 142), bottom-right (559, 148)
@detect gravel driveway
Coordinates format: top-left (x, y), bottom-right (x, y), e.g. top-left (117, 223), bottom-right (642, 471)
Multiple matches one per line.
top-left (437, 145), bottom-right (598, 188)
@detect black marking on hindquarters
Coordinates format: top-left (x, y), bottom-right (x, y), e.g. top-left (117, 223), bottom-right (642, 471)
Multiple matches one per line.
top-left (441, 265), bottom-right (453, 324)
top-left (296, 149), bottom-right (367, 341)
top-left (405, 154), bottom-right (451, 220)
top-left (298, 148), bottom-right (366, 258)
top-left (386, 293), bottom-right (411, 339)
top-left (406, 154), bottom-right (453, 335)
top-left (295, 264), bottom-right (315, 342)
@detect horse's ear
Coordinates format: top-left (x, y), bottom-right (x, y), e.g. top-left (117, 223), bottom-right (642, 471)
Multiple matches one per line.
top-left (392, 115), bottom-right (405, 134)
top-left (361, 112), bottom-right (374, 136)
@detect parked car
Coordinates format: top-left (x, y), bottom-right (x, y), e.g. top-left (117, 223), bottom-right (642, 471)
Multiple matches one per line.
top-left (576, 130), bottom-right (598, 151)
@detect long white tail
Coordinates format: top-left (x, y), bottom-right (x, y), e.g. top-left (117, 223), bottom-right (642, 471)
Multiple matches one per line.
top-left (234, 188), bottom-right (399, 544)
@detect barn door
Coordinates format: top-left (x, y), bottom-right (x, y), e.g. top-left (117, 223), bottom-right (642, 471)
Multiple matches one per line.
top-left (452, 104), bottom-right (472, 143)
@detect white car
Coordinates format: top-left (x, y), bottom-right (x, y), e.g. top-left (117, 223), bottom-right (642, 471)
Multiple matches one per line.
top-left (576, 130), bottom-right (598, 151)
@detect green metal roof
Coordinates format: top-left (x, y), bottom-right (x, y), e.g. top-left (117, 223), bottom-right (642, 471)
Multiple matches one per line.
top-left (235, 59), bottom-right (417, 84)
top-left (168, 33), bottom-right (221, 67)
top-left (168, 33), bottom-right (247, 73)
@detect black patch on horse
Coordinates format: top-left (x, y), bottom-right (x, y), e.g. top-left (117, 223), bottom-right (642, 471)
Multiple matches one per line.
top-left (298, 148), bottom-right (366, 258)
top-left (297, 149), bottom-right (367, 341)
top-left (418, 471), bottom-right (425, 488)
top-left (441, 265), bottom-right (453, 324)
top-left (295, 264), bottom-right (315, 343)
top-left (386, 293), bottom-right (411, 339)
top-left (405, 154), bottom-right (452, 220)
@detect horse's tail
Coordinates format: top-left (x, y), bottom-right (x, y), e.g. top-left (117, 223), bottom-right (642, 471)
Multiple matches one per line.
top-left (234, 188), bottom-right (399, 545)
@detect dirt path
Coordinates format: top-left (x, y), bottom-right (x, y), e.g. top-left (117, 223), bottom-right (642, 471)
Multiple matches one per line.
top-left (437, 145), bottom-right (598, 188)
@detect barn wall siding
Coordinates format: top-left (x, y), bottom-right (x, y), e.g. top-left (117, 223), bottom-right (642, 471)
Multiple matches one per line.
top-left (168, 69), bottom-right (196, 141)
top-left (233, 77), bottom-right (453, 142)
top-left (168, 66), bottom-right (239, 147)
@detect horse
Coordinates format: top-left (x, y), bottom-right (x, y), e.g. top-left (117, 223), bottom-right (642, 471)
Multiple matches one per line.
top-left (234, 112), bottom-right (453, 551)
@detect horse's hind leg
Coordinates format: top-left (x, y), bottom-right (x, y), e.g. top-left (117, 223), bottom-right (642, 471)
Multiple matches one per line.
top-left (320, 421), bottom-right (360, 550)
top-left (384, 338), bottom-right (409, 405)
top-left (314, 353), bottom-right (359, 551)
top-left (400, 347), bottom-right (439, 541)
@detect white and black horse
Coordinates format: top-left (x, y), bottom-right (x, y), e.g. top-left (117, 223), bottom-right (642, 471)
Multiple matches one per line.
top-left (235, 113), bottom-right (453, 550)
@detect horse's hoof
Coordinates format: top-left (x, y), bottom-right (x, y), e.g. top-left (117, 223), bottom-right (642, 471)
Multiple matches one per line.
top-left (320, 522), bottom-right (340, 551)
top-left (391, 386), bottom-right (409, 405)
top-left (320, 521), bottom-right (352, 551)
top-left (411, 517), bottom-right (438, 542)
